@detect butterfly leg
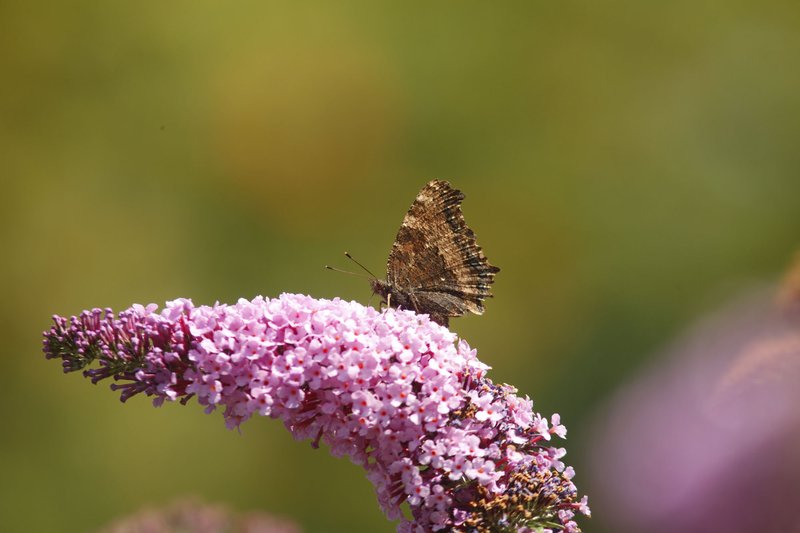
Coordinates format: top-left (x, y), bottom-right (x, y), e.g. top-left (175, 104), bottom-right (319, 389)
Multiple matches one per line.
top-left (409, 292), bottom-right (422, 314)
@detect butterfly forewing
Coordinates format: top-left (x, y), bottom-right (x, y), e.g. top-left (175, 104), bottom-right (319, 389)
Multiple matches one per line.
top-left (383, 180), bottom-right (499, 326)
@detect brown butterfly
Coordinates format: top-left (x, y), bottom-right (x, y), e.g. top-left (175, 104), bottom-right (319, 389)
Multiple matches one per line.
top-left (367, 180), bottom-right (500, 327)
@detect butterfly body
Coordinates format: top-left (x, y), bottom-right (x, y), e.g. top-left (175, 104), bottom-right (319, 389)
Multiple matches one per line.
top-left (372, 180), bottom-right (499, 327)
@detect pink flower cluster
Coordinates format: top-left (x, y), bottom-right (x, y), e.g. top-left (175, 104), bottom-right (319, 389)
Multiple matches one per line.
top-left (44, 294), bottom-right (588, 532)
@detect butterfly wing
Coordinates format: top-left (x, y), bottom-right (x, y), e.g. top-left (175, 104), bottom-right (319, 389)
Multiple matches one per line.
top-left (386, 180), bottom-right (500, 325)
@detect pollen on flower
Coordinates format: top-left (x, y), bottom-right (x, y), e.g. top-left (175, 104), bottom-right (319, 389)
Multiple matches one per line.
top-left (43, 293), bottom-right (588, 532)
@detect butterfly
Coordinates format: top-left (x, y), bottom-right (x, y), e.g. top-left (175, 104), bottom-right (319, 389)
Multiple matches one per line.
top-left (368, 180), bottom-right (500, 327)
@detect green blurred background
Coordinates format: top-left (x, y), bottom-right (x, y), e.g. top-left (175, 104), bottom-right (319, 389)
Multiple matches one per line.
top-left (2, 2), bottom-right (799, 531)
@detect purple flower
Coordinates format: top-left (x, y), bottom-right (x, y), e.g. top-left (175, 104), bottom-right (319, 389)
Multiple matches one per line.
top-left (44, 294), bottom-right (589, 532)
top-left (99, 498), bottom-right (301, 533)
top-left (589, 287), bottom-right (800, 532)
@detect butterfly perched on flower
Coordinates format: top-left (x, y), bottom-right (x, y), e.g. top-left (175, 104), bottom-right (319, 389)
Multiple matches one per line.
top-left (367, 180), bottom-right (500, 327)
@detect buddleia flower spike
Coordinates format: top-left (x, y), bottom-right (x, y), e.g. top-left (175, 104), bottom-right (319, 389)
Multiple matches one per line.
top-left (44, 295), bottom-right (588, 532)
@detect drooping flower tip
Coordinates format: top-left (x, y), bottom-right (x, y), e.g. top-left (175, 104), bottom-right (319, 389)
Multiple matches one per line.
top-left (44, 293), bottom-right (588, 532)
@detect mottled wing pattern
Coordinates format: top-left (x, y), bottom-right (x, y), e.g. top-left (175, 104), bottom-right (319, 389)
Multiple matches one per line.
top-left (385, 180), bottom-right (500, 326)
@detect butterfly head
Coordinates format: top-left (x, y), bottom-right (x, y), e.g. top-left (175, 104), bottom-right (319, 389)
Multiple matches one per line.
top-left (370, 278), bottom-right (391, 302)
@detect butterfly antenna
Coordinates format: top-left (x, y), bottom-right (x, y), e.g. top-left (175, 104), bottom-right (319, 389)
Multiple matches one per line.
top-left (324, 265), bottom-right (372, 279)
top-left (344, 252), bottom-right (379, 280)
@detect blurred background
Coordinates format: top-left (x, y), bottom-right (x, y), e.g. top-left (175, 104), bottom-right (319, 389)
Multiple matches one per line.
top-left (2, 2), bottom-right (799, 531)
